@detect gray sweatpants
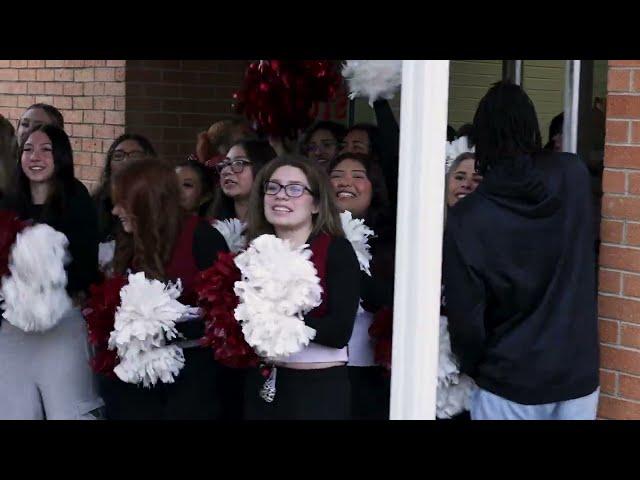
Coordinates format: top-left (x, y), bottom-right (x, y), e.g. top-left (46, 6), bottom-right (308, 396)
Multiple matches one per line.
top-left (0, 307), bottom-right (104, 420)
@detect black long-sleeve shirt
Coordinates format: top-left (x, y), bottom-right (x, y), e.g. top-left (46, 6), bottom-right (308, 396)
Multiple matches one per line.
top-left (373, 99), bottom-right (400, 206)
top-left (303, 236), bottom-right (361, 349)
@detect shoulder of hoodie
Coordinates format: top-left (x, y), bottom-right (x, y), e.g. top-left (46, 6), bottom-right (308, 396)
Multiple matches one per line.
top-left (533, 151), bottom-right (591, 181)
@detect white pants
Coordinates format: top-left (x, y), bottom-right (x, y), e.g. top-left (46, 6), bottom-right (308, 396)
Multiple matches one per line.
top-left (0, 308), bottom-right (104, 420)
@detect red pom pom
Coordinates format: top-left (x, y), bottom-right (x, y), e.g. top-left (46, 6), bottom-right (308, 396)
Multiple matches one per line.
top-left (0, 210), bottom-right (29, 278)
top-left (369, 306), bottom-right (393, 371)
top-left (83, 274), bottom-right (128, 375)
top-left (195, 251), bottom-right (259, 369)
top-left (232, 60), bottom-right (343, 139)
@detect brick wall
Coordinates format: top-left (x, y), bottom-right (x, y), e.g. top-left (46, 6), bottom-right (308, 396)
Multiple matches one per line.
top-left (0, 60), bottom-right (126, 191)
top-left (598, 60), bottom-right (640, 419)
top-left (125, 60), bottom-right (249, 165)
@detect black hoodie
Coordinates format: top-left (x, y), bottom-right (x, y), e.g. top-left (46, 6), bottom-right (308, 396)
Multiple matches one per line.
top-left (443, 152), bottom-right (599, 405)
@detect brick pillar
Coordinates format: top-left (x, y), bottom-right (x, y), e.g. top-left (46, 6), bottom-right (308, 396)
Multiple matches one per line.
top-left (0, 60), bottom-right (126, 191)
top-left (125, 60), bottom-right (249, 165)
top-left (598, 60), bottom-right (640, 419)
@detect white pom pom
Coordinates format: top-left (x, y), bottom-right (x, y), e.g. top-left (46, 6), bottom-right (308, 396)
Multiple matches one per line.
top-left (233, 234), bottom-right (320, 359)
top-left (342, 60), bottom-right (403, 107)
top-left (108, 271), bottom-right (192, 387)
top-left (212, 218), bottom-right (247, 254)
top-left (340, 210), bottom-right (374, 276)
top-left (0, 224), bottom-right (72, 332)
top-left (436, 316), bottom-right (476, 419)
top-left (445, 136), bottom-right (475, 173)
top-left (98, 240), bottom-right (115, 272)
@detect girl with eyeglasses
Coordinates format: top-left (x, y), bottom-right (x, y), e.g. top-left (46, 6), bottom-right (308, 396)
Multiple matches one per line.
top-left (329, 152), bottom-right (396, 420)
top-left (242, 155), bottom-right (361, 420)
top-left (208, 139), bottom-right (277, 222)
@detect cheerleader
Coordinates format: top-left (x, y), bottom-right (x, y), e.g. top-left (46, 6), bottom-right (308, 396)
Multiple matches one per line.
top-left (0, 125), bottom-right (103, 419)
top-left (328, 152), bottom-right (395, 420)
top-left (208, 139), bottom-right (276, 221)
top-left (96, 158), bottom-right (229, 420)
top-left (242, 155), bottom-right (361, 420)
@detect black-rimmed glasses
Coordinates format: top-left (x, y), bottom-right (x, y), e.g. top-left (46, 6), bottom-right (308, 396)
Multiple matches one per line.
top-left (215, 157), bottom-right (252, 174)
top-left (264, 181), bottom-right (314, 198)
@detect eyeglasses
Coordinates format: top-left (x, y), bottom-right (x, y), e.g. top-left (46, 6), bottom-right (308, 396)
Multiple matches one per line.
top-left (264, 181), bottom-right (314, 198)
top-left (112, 150), bottom-right (146, 162)
top-left (306, 141), bottom-right (343, 154)
top-left (215, 157), bottom-right (252, 174)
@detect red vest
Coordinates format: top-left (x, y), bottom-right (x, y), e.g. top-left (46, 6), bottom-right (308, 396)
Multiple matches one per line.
top-left (165, 215), bottom-right (201, 305)
top-left (307, 232), bottom-right (333, 318)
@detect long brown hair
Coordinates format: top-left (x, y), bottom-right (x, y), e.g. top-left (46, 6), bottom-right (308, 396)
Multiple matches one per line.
top-left (247, 155), bottom-right (344, 242)
top-left (111, 158), bottom-right (184, 280)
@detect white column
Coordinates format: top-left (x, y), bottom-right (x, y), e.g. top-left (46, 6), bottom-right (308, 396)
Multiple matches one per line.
top-left (563, 60), bottom-right (581, 153)
top-left (390, 60), bottom-right (450, 420)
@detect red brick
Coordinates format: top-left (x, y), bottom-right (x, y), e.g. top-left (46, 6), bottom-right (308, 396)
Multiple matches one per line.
top-left (608, 95), bottom-right (640, 119)
top-left (608, 69), bottom-right (631, 92)
top-left (84, 82), bottom-right (105, 96)
top-left (627, 223), bottom-right (640, 246)
top-left (598, 395), bottom-right (640, 419)
top-left (163, 71), bottom-right (199, 84)
top-left (145, 84), bottom-right (178, 98)
top-left (94, 97), bottom-right (115, 110)
top-left (15, 69), bottom-right (36, 81)
top-left (94, 125), bottom-right (115, 139)
top-left (602, 194), bottom-right (640, 220)
top-left (63, 61), bottom-right (86, 68)
top-left (0, 95), bottom-right (17, 107)
top-left (600, 269), bottom-right (622, 294)
top-left (73, 97), bottom-right (93, 110)
top-left (619, 374), bottom-right (640, 401)
top-left (181, 85), bottom-right (217, 99)
top-left (0, 82), bottom-right (28, 94)
top-left (127, 97), bottom-right (162, 112)
top-left (27, 60), bottom-right (45, 68)
top-left (606, 120), bottom-right (629, 144)
top-left (600, 245), bottom-right (640, 272)
top-left (113, 126), bottom-right (125, 137)
top-left (10, 60), bottom-right (28, 68)
top-left (605, 145), bottom-right (640, 169)
top-left (599, 294), bottom-right (640, 323)
top-left (73, 124), bottom-right (93, 138)
top-left (84, 60), bottom-right (107, 67)
top-left (628, 172), bottom-right (640, 195)
top-left (600, 370), bottom-right (617, 395)
top-left (63, 83), bottom-right (83, 96)
top-left (105, 110), bottom-right (124, 125)
top-left (632, 122), bottom-right (640, 144)
top-left (601, 345), bottom-right (640, 375)
top-left (127, 68), bottom-right (163, 83)
top-left (27, 82), bottom-right (44, 95)
top-left (74, 151), bottom-right (92, 165)
top-left (83, 110), bottom-right (104, 124)
top-left (54, 97), bottom-right (72, 109)
top-left (33, 96), bottom-right (54, 105)
top-left (600, 319), bottom-right (619, 344)
top-left (143, 60), bottom-right (181, 70)
top-left (633, 71), bottom-right (640, 93)
top-left (106, 60), bottom-right (126, 67)
top-left (624, 274), bottom-right (640, 297)
top-left (62, 110), bottom-right (82, 123)
top-left (180, 113), bottom-right (216, 127)
top-left (53, 69), bottom-right (74, 82)
top-left (45, 60), bottom-right (65, 68)
top-left (44, 83), bottom-right (63, 95)
top-left (78, 165), bottom-right (102, 181)
top-left (92, 152), bottom-right (108, 167)
top-left (35, 69), bottom-right (54, 81)
top-left (602, 170), bottom-right (626, 193)
top-left (74, 68), bottom-right (95, 82)
top-left (0, 69), bottom-right (19, 81)
top-left (104, 82), bottom-right (125, 96)
top-left (621, 323), bottom-right (640, 348)
top-left (81, 139), bottom-right (103, 152)
top-left (609, 60), bottom-right (640, 67)
top-left (15, 95), bottom-right (35, 108)
top-left (115, 97), bottom-right (125, 111)
top-left (0, 61), bottom-right (12, 68)
top-left (115, 67), bottom-right (125, 82)
top-left (601, 219), bottom-right (624, 243)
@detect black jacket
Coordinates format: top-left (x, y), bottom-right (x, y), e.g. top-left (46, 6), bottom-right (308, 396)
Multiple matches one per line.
top-left (443, 152), bottom-right (599, 404)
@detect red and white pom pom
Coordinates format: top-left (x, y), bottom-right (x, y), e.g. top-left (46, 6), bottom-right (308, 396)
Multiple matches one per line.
top-left (342, 60), bottom-right (403, 107)
top-left (212, 218), bottom-right (247, 254)
top-left (233, 234), bottom-right (320, 359)
top-left (340, 210), bottom-right (374, 276)
top-left (0, 224), bottom-right (72, 333)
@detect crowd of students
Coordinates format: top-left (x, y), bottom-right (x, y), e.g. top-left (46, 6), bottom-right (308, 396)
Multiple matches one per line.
top-left (0, 80), bottom-right (600, 420)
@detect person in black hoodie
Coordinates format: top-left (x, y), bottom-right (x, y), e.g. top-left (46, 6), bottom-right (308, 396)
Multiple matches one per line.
top-left (442, 81), bottom-right (599, 420)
